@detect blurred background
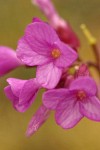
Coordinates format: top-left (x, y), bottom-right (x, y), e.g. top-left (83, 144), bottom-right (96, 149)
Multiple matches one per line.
top-left (0, 0), bottom-right (100, 150)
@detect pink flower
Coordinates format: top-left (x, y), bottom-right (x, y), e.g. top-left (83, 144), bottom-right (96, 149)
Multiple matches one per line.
top-left (32, 0), bottom-right (80, 49)
top-left (97, 83), bottom-right (100, 99)
top-left (0, 46), bottom-right (22, 76)
top-left (43, 76), bottom-right (100, 129)
top-left (17, 20), bottom-right (78, 89)
top-left (75, 64), bottom-right (90, 77)
top-left (4, 78), bottom-right (40, 112)
top-left (26, 104), bottom-right (50, 136)
top-left (4, 77), bottom-right (50, 135)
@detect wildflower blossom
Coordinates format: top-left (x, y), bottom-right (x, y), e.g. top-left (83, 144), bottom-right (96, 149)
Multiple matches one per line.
top-left (43, 76), bottom-right (100, 129)
top-left (17, 20), bottom-right (78, 89)
top-left (0, 46), bottom-right (22, 76)
top-left (4, 78), bottom-right (40, 112)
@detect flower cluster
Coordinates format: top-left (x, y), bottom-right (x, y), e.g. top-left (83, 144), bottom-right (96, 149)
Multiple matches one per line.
top-left (0, 0), bottom-right (100, 136)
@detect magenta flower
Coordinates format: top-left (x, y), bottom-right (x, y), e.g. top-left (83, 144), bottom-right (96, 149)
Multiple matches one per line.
top-left (4, 78), bottom-right (40, 112)
top-left (43, 76), bottom-right (100, 129)
top-left (26, 104), bottom-right (50, 136)
top-left (97, 83), bottom-right (100, 99)
top-left (17, 20), bottom-right (78, 89)
top-left (32, 0), bottom-right (80, 49)
top-left (75, 64), bottom-right (90, 77)
top-left (0, 46), bottom-right (22, 76)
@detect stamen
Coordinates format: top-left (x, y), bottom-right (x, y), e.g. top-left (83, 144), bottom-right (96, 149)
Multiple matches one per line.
top-left (51, 49), bottom-right (61, 58)
top-left (80, 24), bottom-right (97, 45)
top-left (76, 90), bottom-right (86, 101)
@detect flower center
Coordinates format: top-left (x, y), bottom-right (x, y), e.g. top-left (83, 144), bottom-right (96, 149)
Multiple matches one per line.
top-left (76, 90), bottom-right (86, 101)
top-left (51, 49), bottom-right (61, 58)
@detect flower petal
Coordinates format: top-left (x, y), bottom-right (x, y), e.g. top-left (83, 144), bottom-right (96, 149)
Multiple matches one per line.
top-left (32, 1), bottom-right (80, 49)
top-left (4, 86), bottom-right (28, 112)
top-left (97, 82), bottom-right (100, 99)
top-left (17, 38), bottom-right (51, 66)
top-left (19, 78), bottom-right (40, 105)
top-left (80, 96), bottom-right (100, 121)
top-left (56, 23), bottom-right (80, 49)
top-left (4, 86), bottom-right (18, 103)
top-left (36, 62), bottom-right (62, 89)
top-left (69, 77), bottom-right (97, 96)
top-left (24, 22), bottom-right (59, 55)
top-left (43, 89), bottom-right (69, 110)
top-left (0, 46), bottom-right (22, 76)
top-left (54, 41), bottom-right (78, 68)
top-left (6, 78), bottom-right (27, 97)
top-left (5, 78), bottom-right (40, 112)
top-left (56, 95), bottom-right (83, 129)
top-left (26, 105), bottom-right (50, 136)
top-left (75, 64), bottom-right (90, 77)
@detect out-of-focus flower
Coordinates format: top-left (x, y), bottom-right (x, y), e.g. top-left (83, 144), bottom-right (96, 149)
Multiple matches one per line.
top-left (17, 20), bottom-right (78, 89)
top-left (32, 0), bottom-right (66, 29)
top-left (97, 83), bottom-right (100, 99)
top-left (26, 104), bottom-right (50, 136)
top-left (55, 24), bottom-right (80, 50)
top-left (75, 64), bottom-right (90, 78)
top-left (4, 78), bottom-right (40, 112)
top-left (43, 77), bottom-right (100, 129)
top-left (32, 0), bottom-right (80, 49)
top-left (56, 68), bottom-right (74, 88)
top-left (0, 46), bottom-right (22, 77)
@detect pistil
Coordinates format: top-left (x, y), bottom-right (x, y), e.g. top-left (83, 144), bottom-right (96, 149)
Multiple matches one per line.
top-left (76, 90), bottom-right (87, 101)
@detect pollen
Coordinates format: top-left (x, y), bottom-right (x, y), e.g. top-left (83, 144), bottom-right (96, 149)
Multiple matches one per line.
top-left (51, 49), bottom-right (61, 58)
top-left (77, 90), bottom-right (86, 101)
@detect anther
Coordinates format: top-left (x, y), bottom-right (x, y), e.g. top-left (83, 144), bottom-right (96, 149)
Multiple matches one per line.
top-left (51, 49), bottom-right (61, 58)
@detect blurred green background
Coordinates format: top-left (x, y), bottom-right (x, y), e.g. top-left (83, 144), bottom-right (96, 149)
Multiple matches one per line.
top-left (0, 0), bottom-right (100, 150)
